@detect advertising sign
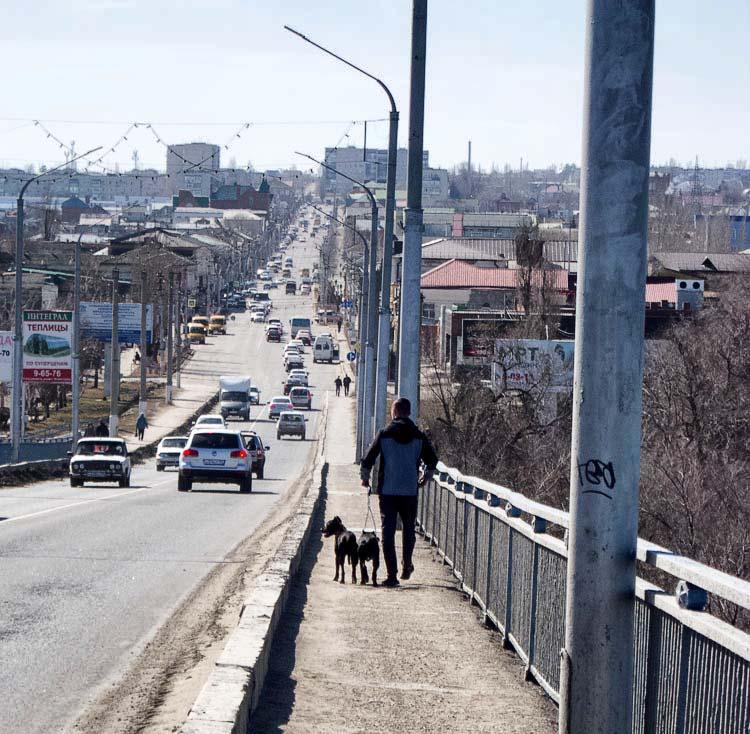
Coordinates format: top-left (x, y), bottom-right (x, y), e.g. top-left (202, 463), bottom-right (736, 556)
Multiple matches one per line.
top-left (462, 319), bottom-right (505, 358)
top-left (0, 331), bottom-right (13, 382)
top-left (80, 302), bottom-right (153, 343)
top-left (22, 311), bottom-right (73, 383)
top-left (492, 339), bottom-right (574, 391)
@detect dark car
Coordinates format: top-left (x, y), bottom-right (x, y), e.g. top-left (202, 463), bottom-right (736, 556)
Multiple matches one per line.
top-left (266, 327), bottom-right (282, 342)
top-left (240, 431), bottom-right (269, 479)
top-left (283, 374), bottom-right (306, 395)
top-left (284, 356), bottom-right (304, 372)
top-left (285, 281), bottom-right (297, 295)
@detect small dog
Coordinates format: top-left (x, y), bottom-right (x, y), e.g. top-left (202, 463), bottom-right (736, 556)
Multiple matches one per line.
top-left (322, 516), bottom-right (358, 584)
top-left (357, 532), bottom-right (380, 586)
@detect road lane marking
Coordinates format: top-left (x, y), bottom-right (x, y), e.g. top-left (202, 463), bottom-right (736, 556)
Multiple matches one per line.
top-left (0, 477), bottom-right (175, 526)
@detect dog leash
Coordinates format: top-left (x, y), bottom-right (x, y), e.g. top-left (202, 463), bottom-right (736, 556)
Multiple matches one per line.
top-left (362, 490), bottom-right (378, 533)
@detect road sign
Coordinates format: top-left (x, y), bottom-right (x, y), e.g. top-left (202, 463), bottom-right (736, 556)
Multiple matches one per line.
top-left (342, 299), bottom-right (353, 309)
top-left (188, 297), bottom-right (197, 308)
top-left (80, 302), bottom-right (153, 343)
top-left (22, 310), bottom-right (73, 383)
top-left (346, 351), bottom-right (357, 362)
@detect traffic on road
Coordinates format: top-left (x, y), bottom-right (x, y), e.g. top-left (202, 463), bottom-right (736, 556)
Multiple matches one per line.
top-left (0, 206), bottom-right (349, 734)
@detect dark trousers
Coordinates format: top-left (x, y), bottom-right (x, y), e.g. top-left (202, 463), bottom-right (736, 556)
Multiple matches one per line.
top-left (379, 494), bottom-right (418, 580)
top-left (343, 383), bottom-right (350, 395)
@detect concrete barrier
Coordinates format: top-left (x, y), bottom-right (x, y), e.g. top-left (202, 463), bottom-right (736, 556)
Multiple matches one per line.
top-left (179, 397), bottom-right (330, 733)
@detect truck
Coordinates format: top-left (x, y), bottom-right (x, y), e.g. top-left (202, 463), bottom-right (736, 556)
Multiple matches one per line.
top-left (219, 376), bottom-right (252, 421)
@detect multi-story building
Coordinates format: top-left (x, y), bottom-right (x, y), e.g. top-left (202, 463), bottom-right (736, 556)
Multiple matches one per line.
top-left (166, 143), bottom-right (221, 196)
top-left (322, 146), bottom-right (430, 194)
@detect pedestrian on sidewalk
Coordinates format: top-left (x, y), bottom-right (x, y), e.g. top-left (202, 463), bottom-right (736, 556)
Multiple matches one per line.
top-left (360, 397), bottom-right (438, 587)
top-left (135, 412), bottom-right (148, 440)
top-left (337, 315), bottom-right (343, 333)
top-left (343, 374), bottom-right (351, 396)
top-left (334, 376), bottom-right (342, 397)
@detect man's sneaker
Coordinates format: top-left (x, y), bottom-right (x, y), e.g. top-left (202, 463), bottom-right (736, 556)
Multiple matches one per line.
top-left (382, 577), bottom-right (400, 588)
top-left (400, 564), bottom-right (415, 580)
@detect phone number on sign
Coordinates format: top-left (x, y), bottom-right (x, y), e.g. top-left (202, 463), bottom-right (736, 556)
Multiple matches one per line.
top-left (23, 368), bottom-right (71, 382)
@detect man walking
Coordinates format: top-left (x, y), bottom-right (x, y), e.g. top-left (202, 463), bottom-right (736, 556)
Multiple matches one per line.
top-left (360, 397), bottom-right (438, 587)
top-left (135, 412), bottom-right (148, 440)
top-left (334, 376), bottom-right (342, 397)
top-left (342, 374), bottom-right (351, 396)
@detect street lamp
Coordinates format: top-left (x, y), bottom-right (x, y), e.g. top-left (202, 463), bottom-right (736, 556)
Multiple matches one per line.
top-left (12, 146), bottom-right (102, 462)
top-left (297, 152), bottom-right (379, 456)
top-left (285, 25), bottom-right (399, 434)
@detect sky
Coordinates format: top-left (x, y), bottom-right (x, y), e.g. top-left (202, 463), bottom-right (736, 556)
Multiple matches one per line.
top-left (0, 0), bottom-right (747, 175)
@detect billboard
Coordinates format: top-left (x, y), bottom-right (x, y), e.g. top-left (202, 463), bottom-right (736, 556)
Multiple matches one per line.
top-left (492, 339), bottom-right (574, 391)
top-left (22, 310), bottom-right (73, 383)
top-left (461, 319), bottom-right (505, 358)
top-left (80, 302), bottom-right (153, 343)
top-left (0, 331), bottom-right (12, 382)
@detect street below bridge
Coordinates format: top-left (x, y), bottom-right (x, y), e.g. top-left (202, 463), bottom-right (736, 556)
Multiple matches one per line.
top-left (0, 232), bottom-right (342, 734)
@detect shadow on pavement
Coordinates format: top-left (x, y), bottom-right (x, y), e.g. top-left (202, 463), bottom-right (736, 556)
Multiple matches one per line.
top-left (248, 487), bottom-right (326, 733)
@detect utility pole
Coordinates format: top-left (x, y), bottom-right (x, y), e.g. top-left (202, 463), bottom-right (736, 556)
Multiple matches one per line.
top-left (108, 268), bottom-right (120, 437)
top-left (166, 271), bottom-right (174, 404)
top-left (139, 269), bottom-right (148, 417)
top-left (397, 0), bottom-right (428, 419)
top-left (559, 2), bottom-right (655, 734)
top-left (71, 236), bottom-right (82, 447)
top-left (175, 271), bottom-right (182, 389)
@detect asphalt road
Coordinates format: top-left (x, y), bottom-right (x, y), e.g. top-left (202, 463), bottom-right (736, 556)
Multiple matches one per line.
top-left (0, 226), bottom-right (342, 734)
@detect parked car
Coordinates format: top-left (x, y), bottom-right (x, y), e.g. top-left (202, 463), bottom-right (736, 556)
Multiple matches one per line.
top-left (191, 414), bottom-right (227, 432)
top-left (69, 437), bottom-right (131, 487)
top-left (177, 429), bottom-right (252, 493)
top-left (156, 435), bottom-right (187, 471)
top-left (240, 430), bottom-right (268, 478)
top-left (289, 386), bottom-right (313, 410)
top-left (269, 395), bottom-right (293, 418)
top-left (277, 411), bottom-right (306, 440)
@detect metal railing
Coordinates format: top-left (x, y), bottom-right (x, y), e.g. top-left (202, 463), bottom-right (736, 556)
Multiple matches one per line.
top-left (418, 463), bottom-right (750, 733)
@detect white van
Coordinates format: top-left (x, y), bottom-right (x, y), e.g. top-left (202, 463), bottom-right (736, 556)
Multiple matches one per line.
top-left (313, 334), bottom-right (334, 364)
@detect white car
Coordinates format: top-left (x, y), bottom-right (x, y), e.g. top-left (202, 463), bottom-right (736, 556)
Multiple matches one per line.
top-left (191, 414), bottom-right (227, 432)
top-left (268, 395), bottom-right (293, 418)
top-left (283, 346), bottom-right (301, 359)
top-left (156, 435), bottom-right (188, 471)
top-left (288, 368), bottom-right (309, 386)
top-left (288, 338), bottom-right (305, 353)
top-left (69, 437), bottom-right (131, 487)
top-left (177, 429), bottom-right (253, 493)
top-left (250, 310), bottom-right (265, 323)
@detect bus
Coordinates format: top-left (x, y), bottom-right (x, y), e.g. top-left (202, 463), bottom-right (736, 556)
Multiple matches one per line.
top-left (289, 317), bottom-right (311, 338)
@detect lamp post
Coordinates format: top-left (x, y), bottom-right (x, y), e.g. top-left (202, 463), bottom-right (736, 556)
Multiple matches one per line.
top-left (11, 147), bottom-right (102, 462)
top-left (285, 25), bottom-right (399, 433)
top-left (108, 268), bottom-right (120, 437)
top-left (297, 152), bottom-right (378, 455)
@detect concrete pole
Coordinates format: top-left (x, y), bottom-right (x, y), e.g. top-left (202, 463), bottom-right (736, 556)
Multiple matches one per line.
top-left (108, 269), bottom-right (120, 437)
top-left (559, 2), bottom-right (655, 733)
top-left (397, 0), bottom-right (428, 419)
top-left (361, 200), bottom-right (379, 453)
top-left (11, 197), bottom-right (24, 462)
top-left (139, 270), bottom-right (148, 416)
top-left (374, 109), bottom-right (399, 433)
top-left (71, 236), bottom-right (82, 447)
top-left (356, 240), bottom-right (370, 461)
top-left (166, 271), bottom-right (174, 404)
top-left (175, 271), bottom-right (182, 389)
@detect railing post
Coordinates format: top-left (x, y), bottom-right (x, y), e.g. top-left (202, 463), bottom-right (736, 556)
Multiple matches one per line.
top-left (503, 502), bottom-right (522, 645)
top-left (525, 516), bottom-right (547, 681)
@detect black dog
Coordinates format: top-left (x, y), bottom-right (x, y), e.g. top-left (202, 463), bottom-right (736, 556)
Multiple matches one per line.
top-left (357, 532), bottom-right (380, 587)
top-left (322, 516), bottom-right (358, 584)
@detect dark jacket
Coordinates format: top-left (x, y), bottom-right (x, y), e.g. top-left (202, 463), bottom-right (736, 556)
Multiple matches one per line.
top-left (360, 417), bottom-right (438, 496)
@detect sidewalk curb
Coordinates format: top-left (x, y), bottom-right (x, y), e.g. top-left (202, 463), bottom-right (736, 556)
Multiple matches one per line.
top-left (179, 395), bottom-right (330, 734)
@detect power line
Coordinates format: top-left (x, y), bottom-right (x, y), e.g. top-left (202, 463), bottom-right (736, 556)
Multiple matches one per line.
top-left (0, 116), bottom-right (388, 127)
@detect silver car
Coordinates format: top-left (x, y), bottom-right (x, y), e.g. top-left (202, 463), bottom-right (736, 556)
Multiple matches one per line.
top-left (277, 411), bottom-right (306, 440)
